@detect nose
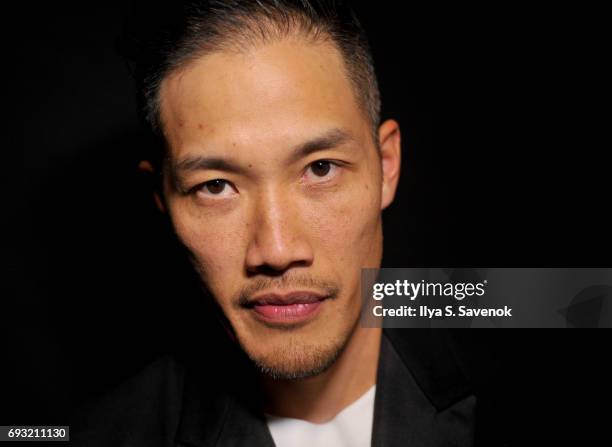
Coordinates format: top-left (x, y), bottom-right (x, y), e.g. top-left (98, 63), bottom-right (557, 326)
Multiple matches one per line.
top-left (245, 186), bottom-right (314, 274)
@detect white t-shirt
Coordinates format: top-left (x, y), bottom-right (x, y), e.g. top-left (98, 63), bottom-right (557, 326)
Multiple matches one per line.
top-left (265, 385), bottom-right (376, 447)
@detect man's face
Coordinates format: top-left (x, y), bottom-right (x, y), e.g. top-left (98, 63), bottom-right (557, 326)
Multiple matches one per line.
top-left (156, 36), bottom-right (400, 379)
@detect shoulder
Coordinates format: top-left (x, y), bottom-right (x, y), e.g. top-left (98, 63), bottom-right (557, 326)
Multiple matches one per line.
top-left (71, 356), bottom-right (185, 447)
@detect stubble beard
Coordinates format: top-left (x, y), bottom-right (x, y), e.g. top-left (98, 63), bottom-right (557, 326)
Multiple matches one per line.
top-left (238, 310), bottom-right (360, 380)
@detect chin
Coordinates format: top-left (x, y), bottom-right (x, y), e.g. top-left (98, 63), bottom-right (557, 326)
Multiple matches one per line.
top-left (238, 328), bottom-right (351, 380)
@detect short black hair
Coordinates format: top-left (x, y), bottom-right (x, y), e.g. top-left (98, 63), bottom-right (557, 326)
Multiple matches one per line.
top-left (116, 0), bottom-right (381, 167)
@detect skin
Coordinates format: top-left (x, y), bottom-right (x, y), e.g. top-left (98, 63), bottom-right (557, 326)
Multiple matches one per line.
top-left (140, 35), bottom-right (401, 423)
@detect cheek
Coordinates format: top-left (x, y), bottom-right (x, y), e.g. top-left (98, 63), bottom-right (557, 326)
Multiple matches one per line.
top-left (167, 200), bottom-right (247, 288)
top-left (304, 179), bottom-right (382, 266)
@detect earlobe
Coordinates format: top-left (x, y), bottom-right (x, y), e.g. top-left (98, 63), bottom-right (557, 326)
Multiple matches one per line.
top-left (138, 160), bottom-right (166, 213)
top-left (378, 119), bottom-right (402, 210)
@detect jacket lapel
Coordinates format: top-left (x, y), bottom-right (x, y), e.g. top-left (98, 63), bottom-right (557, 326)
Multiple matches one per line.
top-left (173, 364), bottom-right (233, 447)
top-left (372, 329), bottom-right (476, 447)
top-left (215, 394), bottom-right (276, 447)
top-left (174, 349), bottom-right (275, 447)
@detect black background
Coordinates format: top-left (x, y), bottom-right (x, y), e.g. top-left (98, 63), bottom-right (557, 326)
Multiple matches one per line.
top-left (10, 1), bottom-right (610, 444)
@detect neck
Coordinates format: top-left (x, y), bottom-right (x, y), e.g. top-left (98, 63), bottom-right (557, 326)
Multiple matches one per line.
top-left (260, 326), bottom-right (382, 423)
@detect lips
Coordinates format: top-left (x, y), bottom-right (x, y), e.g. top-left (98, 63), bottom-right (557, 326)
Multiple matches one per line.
top-left (246, 291), bottom-right (329, 325)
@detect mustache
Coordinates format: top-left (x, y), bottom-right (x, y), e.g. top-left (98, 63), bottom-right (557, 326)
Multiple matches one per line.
top-left (236, 274), bottom-right (340, 307)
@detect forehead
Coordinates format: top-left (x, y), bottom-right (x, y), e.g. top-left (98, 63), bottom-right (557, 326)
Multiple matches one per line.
top-left (158, 37), bottom-right (369, 158)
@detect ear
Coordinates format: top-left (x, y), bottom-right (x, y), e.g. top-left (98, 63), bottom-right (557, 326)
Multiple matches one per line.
top-left (378, 119), bottom-right (402, 210)
top-left (138, 160), bottom-right (166, 213)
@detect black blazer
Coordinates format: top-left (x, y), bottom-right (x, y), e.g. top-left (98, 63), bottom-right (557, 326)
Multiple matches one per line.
top-left (71, 329), bottom-right (514, 446)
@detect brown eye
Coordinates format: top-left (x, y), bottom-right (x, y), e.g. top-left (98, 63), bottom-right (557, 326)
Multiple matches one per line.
top-left (310, 160), bottom-right (332, 177)
top-left (192, 178), bottom-right (237, 200)
top-left (203, 179), bottom-right (227, 194)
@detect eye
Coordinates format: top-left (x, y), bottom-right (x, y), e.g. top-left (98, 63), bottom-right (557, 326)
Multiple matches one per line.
top-left (310, 160), bottom-right (332, 177)
top-left (194, 179), bottom-right (236, 198)
top-left (305, 160), bottom-right (339, 180)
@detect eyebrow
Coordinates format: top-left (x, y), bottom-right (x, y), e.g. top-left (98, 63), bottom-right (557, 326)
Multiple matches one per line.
top-left (287, 128), bottom-right (355, 164)
top-left (174, 156), bottom-right (248, 176)
top-left (171, 127), bottom-right (355, 188)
